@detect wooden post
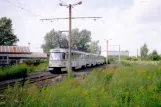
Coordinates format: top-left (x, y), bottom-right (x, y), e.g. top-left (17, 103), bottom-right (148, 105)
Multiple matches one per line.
top-left (106, 40), bottom-right (108, 64)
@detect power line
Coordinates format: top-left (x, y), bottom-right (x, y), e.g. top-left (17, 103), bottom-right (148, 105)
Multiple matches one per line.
top-left (40, 17), bottom-right (101, 21)
top-left (41, 1), bottom-right (102, 74)
top-left (3, 0), bottom-right (41, 17)
top-left (72, 7), bottom-right (105, 23)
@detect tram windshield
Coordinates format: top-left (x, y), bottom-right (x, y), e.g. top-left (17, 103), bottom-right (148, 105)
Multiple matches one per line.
top-left (50, 52), bottom-right (65, 60)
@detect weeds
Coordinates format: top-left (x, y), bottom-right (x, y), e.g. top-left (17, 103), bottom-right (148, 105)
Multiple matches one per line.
top-left (0, 63), bottom-right (48, 81)
top-left (2, 63), bottom-right (161, 107)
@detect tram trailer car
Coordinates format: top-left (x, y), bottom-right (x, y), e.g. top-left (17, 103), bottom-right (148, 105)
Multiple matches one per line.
top-left (48, 48), bottom-right (105, 72)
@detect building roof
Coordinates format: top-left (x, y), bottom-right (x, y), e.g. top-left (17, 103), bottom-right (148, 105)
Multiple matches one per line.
top-left (0, 52), bottom-right (47, 58)
top-left (0, 46), bottom-right (30, 54)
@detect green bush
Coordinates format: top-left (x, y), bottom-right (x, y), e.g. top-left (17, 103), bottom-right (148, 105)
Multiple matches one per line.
top-left (120, 60), bottom-right (132, 66)
top-left (0, 64), bottom-right (27, 81)
top-left (23, 58), bottom-right (46, 66)
top-left (148, 50), bottom-right (160, 61)
top-left (0, 62), bottom-right (49, 81)
top-left (108, 57), bottom-right (116, 64)
top-left (30, 63), bottom-right (48, 74)
top-left (122, 56), bottom-right (132, 60)
top-left (132, 56), bottom-right (138, 61)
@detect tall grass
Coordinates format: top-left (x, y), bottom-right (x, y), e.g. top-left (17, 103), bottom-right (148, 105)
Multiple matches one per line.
top-left (0, 64), bottom-right (27, 81)
top-left (1, 63), bottom-right (161, 107)
top-left (0, 63), bottom-right (48, 81)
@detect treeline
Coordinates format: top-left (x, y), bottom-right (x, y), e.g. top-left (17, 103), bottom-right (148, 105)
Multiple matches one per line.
top-left (123, 43), bottom-right (161, 61)
top-left (41, 28), bottom-right (101, 54)
top-left (140, 43), bottom-right (161, 61)
top-left (0, 17), bottom-right (19, 45)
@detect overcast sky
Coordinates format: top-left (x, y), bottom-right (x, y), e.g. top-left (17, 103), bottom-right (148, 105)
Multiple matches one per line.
top-left (0, 0), bottom-right (161, 56)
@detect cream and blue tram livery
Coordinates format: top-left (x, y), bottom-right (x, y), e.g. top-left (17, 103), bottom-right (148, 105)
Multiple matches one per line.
top-left (48, 48), bottom-right (86, 72)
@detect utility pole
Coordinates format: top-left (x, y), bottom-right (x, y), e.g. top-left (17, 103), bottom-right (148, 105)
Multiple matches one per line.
top-left (40, 1), bottom-right (101, 75)
top-left (106, 40), bottom-right (108, 64)
top-left (99, 46), bottom-right (101, 55)
top-left (28, 42), bottom-right (31, 50)
top-left (68, 4), bottom-right (72, 74)
top-left (137, 48), bottom-right (138, 58)
top-left (119, 45), bottom-right (120, 62)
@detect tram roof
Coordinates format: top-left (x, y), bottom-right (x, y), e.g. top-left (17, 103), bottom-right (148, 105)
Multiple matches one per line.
top-left (50, 48), bottom-right (86, 54)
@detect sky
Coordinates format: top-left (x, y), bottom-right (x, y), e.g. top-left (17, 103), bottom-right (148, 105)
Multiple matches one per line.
top-left (0, 0), bottom-right (161, 56)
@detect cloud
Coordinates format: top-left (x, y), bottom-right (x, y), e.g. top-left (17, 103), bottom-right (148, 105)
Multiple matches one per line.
top-left (1, 0), bottom-right (161, 56)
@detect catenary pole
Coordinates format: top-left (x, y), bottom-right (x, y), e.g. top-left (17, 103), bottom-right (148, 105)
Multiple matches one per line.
top-left (40, 1), bottom-right (102, 75)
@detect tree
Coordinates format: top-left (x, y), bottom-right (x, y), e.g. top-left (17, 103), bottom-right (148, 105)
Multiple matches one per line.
top-left (41, 28), bottom-right (92, 53)
top-left (71, 28), bottom-right (91, 52)
top-left (140, 43), bottom-right (149, 59)
top-left (0, 17), bottom-right (19, 45)
top-left (88, 40), bottom-right (100, 54)
top-left (41, 29), bottom-right (68, 53)
top-left (148, 50), bottom-right (160, 61)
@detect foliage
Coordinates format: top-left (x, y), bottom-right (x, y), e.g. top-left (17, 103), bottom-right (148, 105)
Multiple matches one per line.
top-left (23, 58), bottom-right (46, 66)
top-left (122, 56), bottom-right (132, 60)
top-left (0, 64), bottom-right (27, 81)
top-left (140, 43), bottom-right (149, 60)
top-left (3, 63), bottom-right (161, 106)
top-left (87, 40), bottom-right (100, 54)
top-left (148, 50), bottom-right (160, 61)
top-left (41, 28), bottom-right (92, 53)
top-left (131, 56), bottom-right (138, 61)
top-left (108, 57), bottom-right (116, 64)
top-left (0, 17), bottom-right (19, 45)
top-left (0, 62), bottom-right (48, 81)
top-left (120, 60), bottom-right (161, 66)
top-left (71, 28), bottom-right (91, 52)
top-left (120, 56), bottom-right (138, 61)
top-left (41, 29), bottom-right (68, 53)
top-left (30, 63), bottom-right (48, 74)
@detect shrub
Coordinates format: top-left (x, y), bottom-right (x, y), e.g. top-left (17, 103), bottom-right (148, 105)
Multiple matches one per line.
top-left (23, 58), bottom-right (46, 66)
top-left (120, 60), bottom-right (132, 66)
top-left (31, 63), bottom-right (48, 74)
top-left (108, 57), bottom-right (116, 64)
top-left (148, 50), bottom-right (160, 61)
top-left (0, 64), bottom-right (27, 81)
top-left (132, 56), bottom-right (138, 61)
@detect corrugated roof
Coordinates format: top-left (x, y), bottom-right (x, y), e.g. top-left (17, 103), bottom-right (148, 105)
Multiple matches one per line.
top-left (0, 46), bottom-right (30, 53)
top-left (0, 53), bottom-right (47, 58)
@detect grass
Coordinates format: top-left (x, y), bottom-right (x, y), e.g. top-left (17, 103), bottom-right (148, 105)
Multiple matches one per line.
top-left (0, 64), bottom-right (27, 81)
top-left (0, 63), bottom-right (48, 81)
top-left (1, 62), bottom-right (161, 107)
top-left (120, 60), bottom-right (161, 66)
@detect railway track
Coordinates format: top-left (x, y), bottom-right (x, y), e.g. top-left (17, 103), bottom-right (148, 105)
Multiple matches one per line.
top-left (0, 73), bottom-right (62, 92)
top-left (0, 64), bottom-right (110, 92)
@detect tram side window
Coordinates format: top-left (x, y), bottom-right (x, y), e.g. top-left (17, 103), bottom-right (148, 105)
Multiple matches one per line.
top-left (76, 54), bottom-right (78, 60)
top-left (73, 53), bottom-right (75, 59)
top-left (81, 54), bottom-right (83, 59)
top-left (62, 53), bottom-right (65, 59)
top-left (66, 53), bottom-right (68, 60)
top-left (72, 53), bottom-right (74, 59)
top-left (4, 56), bottom-right (7, 59)
top-left (0, 56), bottom-right (7, 60)
top-left (78, 54), bottom-right (81, 59)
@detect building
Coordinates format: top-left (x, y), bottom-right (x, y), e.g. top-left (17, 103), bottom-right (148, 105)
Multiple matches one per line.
top-left (0, 46), bottom-right (47, 65)
top-left (108, 50), bottom-right (129, 58)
